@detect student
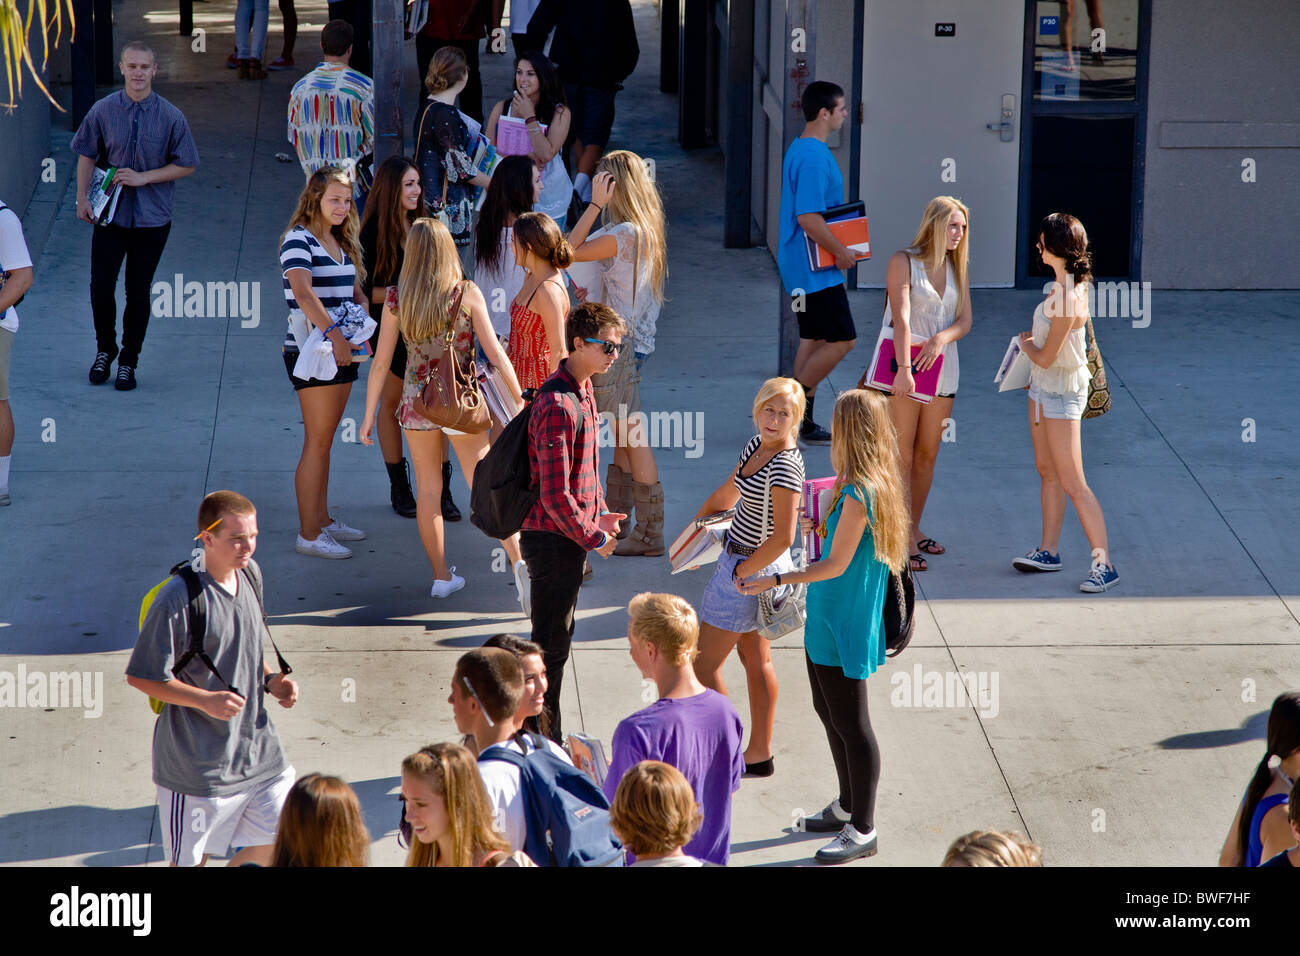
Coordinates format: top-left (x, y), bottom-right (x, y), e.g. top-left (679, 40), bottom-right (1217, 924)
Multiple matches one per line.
top-left (233, 0), bottom-right (270, 78)
top-left (0, 198), bottom-right (33, 506)
top-left (691, 378), bottom-right (805, 777)
top-left (474, 156), bottom-right (542, 345)
top-left (280, 166), bottom-right (369, 559)
top-left (520, 303), bottom-right (627, 739)
top-left (1013, 213), bottom-right (1118, 593)
top-left (1219, 692), bottom-right (1300, 867)
top-left (485, 52), bottom-right (572, 229)
top-left (604, 593), bottom-right (742, 865)
top-left (269, 773), bottom-right (369, 866)
top-left (73, 40), bottom-right (199, 391)
top-left (1259, 777), bottom-right (1300, 868)
top-left (506, 212), bottom-right (572, 392)
top-left (414, 0), bottom-right (494, 126)
top-left (400, 742), bottom-right (535, 866)
top-left (126, 491), bottom-right (299, 867)
top-left (609, 761), bottom-right (707, 867)
top-left (881, 196), bottom-right (972, 572)
top-left (482, 633), bottom-right (552, 738)
top-left (942, 830), bottom-right (1043, 867)
top-left (776, 80), bottom-right (858, 445)
top-left (740, 390), bottom-right (909, 863)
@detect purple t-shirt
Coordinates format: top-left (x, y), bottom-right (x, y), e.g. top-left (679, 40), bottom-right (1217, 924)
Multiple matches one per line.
top-left (603, 689), bottom-right (744, 865)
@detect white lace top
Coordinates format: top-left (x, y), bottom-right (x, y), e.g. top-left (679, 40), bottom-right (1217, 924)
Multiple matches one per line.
top-left (882, 253), bottom-right (960, 395)
top-left (1029, 291), bottom-right (1091, 395)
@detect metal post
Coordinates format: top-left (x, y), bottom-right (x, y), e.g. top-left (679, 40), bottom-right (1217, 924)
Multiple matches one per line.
top-left (661, 0), bottom-right (679, 94)
top-left (94, 0), bottom-right (114, 84)
top-left (778, 0), bottom-right (815, 378)
top-left (723, 0), bottom-right (754, 248)
top-left (72, 0), bottom-right (96, 127)
top-left (678, 0), bottom-right (707, 147)
top-left (179, 0), bottom-right (193, 38)
top-left (372, 0), bottom-right (404, 164)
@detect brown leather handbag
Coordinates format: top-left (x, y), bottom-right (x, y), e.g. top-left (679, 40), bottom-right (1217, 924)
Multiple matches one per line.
top-left (413, 281), bottom-right (491, 434)
top-left (1082, 316), bottom-right (1112, 419)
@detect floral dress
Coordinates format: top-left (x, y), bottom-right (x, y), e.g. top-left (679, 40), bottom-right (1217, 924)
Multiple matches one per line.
top-left (415, 100), bottom-right (478, 246)
top-left (391, 282), bottom-right (475, 431)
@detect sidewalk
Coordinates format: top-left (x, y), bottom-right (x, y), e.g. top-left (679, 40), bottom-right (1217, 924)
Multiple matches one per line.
top-left (1, 0), bottom-right (1298, 867)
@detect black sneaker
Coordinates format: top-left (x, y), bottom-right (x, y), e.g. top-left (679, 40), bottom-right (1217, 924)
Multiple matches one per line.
top-left (89, 352), bottom-right (113, 385)
top-left (799, 421), bottom-right (832, 445)
top-left (114, 365), bottom-right (137, 391)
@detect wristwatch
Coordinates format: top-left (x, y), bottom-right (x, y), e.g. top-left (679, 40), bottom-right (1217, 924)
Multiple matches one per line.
top-left (263, 673), bottom-right (277, 693)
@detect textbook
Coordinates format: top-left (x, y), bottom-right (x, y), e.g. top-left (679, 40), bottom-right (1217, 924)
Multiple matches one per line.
top-left (566, 734), bottom-right (610, 788)
top-left (802, 476), bottom-right (837, 562)
top-left (496, 114), bottom-right (543, 156)
top-left (805, 201), bottom-right (870, 271)
top-left (476, 361), bottom-right (520, 425)
top-left (668, 510), bottom-right (734, 574)
top-left (995, 335), bottom-right (1033, 391)
top-left (864, 336), bottom-right (943, 404)
top-left (88, 166), bottom-right (123, 225)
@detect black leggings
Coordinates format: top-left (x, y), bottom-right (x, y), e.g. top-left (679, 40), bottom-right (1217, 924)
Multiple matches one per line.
top-left (805, 654), bottom-right (881, 833)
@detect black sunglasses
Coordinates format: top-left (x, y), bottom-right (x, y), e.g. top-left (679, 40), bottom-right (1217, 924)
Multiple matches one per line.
top-left (584, 337), bottom-right (626, 356)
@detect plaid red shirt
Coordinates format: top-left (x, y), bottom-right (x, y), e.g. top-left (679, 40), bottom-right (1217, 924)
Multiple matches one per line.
top-left (523, 361), bottom-right (608, 549)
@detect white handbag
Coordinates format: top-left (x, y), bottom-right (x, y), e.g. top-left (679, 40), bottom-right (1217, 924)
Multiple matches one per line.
top-left (753, 460), bottom-right (806, 641)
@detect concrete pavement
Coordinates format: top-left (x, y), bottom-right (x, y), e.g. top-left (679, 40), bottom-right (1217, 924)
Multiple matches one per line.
top-left (1, 0), bottom-right (1297, 867)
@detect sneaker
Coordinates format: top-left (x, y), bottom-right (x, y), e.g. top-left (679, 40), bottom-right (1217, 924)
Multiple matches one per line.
top-left (89, 352), bottom-right (113, 385)
top-left (799, 421), bottom-right (832, 445)
top-left (814, 824), bottom-right (878, 864)
top-left (226, 51), bottom-right (239, 69)
top-left (268, 55), bottom-right (294, 70)
top-left (114, 365), bottom-right (137, 391)
top-left (1080, 562), bottom-right (1119, 593)
top-left (1012, 548), bottom-right (1061, 572)
top-left (323, 518), bottom-right (366, 541)
top-left (514, 560), bottom-right (532, 618)
top-left (296, 531), bottom-right (352, 559)
top-left (801, 799), bottom-right (851, 833)
top-left (0, 491), bottom-right (10, 506)
top-left (431, 568), bottom-right (466, 599)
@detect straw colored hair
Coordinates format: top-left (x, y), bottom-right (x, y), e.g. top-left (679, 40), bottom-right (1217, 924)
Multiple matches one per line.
top-left (907, 196), bottom-right (969, 317)
top-left (752, 377), bottom-right (806, 436)
top-left (627, 593), bottom-right (699, 667)
top-left (402, 743), bottom-right (510, 867)
top-left (270, 773), bottom-right (370, 867)
top-left (282, 166), bottom-right (366, 286)
top-left (594, 150), bottom-right (667, 306)
top-left (829, 390), bottom-right (909, 573)
top-left (395, 217), bottom-right (463, 344)
top-left (942, 830), bottom-right (1042, 867)
top-left (609, 761), bottom-right (702, 857)
top-left (425, 45), bottom-right (468, 95)
top-left (197, 490), bottom-right (255, 534)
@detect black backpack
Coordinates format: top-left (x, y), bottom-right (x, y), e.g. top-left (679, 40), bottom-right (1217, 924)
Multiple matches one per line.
top-left (883, 565), bottom-right (916, 657)
top-left (470, 376), bottom-right (576, 540)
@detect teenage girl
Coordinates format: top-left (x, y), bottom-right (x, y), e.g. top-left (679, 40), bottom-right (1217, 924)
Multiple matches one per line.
top-left (1219, 692), bottom-right (1300, 866)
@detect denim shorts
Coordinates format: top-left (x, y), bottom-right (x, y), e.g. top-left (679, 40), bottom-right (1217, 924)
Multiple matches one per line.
top-left (699, 546), bottom-right (795, 634)
top-left (1028, 381), bottom-right (1087, 421)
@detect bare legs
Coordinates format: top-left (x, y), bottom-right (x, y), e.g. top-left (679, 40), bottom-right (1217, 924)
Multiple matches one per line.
top-left (405, 428), bottom-right (452, 581)
top-left (890, 392), bottom-right (954, 558)
top-left (376, 370), bottom-right (404, 465)
top-left (294, 383), bottom-right (350, 540)
top-left (446, 430), bottom-right (521, 566)
top-left (1027, 397), bottom-right (1110, 562)
top-left (694, 623), bottom-right (778, 764)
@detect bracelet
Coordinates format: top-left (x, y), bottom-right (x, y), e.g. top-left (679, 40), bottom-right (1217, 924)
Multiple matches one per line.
top-left (774, 572), bottom-right (782, 587)
top-left (590, 202), bottom-right (604, 212)
top-left (323, 321), bottom-right (342, 335)
top-left (264, 673), bottom-right (277, 693)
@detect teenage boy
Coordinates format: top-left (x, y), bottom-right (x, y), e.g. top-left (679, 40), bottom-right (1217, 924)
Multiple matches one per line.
top-left (73, 41), bottom-right (200, 391)
top-left (603, 592), bottom-right (744, 866)
top-left (521, 302), bottom-right (627, 741)
top-left (777, 80), bottom-right (858, 445)
top-left (126, 491), bottom-right (298, 867)
top-left (0, 198), bottom-right (33, 506)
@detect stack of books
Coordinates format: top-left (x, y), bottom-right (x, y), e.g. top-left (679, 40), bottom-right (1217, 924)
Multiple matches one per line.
top-left (88, 166), bottom-right (123, 226)
top-left (802, 476), bottom-right (837, 562)
top-left (668, 510), bottom-right (734, 574)
top-left (806, 200), bottom-right (870, 271)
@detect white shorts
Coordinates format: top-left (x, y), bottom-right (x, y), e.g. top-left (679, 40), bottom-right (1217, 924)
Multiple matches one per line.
top-left (157, 765), bottom-right (295, 866)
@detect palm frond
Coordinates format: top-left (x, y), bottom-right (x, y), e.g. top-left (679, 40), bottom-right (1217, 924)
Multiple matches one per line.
top-left (0, 0), bottom-right (76, 110)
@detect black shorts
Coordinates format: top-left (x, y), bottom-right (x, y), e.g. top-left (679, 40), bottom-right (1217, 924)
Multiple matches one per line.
top-left (795, 284), bottom-right (856, 343)
top-left (565, 82), bottom-right (617, 150)
top-left (368, 305), bottom-right (408, 379)
top-left (283, 350), bottom-right (360, 391)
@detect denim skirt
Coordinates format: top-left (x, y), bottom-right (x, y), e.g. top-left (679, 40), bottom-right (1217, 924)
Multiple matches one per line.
top-left (699, 546), bottom-right (796, 634)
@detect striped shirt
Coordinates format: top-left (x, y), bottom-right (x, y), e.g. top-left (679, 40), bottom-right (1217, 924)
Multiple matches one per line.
top-left (287, 62), bottom-right (375, 194)
top-left (280, 226), bottom-right (356, 348)
top-left (728, 436), bottom-right (805, 549)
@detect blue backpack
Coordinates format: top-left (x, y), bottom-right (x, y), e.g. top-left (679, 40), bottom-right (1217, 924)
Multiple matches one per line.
top-left (478, 734), bottom-right (625, 867)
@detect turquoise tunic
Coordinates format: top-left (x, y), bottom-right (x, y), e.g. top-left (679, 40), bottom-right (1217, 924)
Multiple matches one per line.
top-left (803, 484), bottom-right (889, 679)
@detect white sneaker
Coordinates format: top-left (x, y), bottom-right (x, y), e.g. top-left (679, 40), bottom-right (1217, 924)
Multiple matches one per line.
top-left (296, 531), bottom-right (352, 559)
top-left (0, 490), bottom-right (10, 506)
top-left (430, 567), bottom-right (466, 599)
top-left (514, 560), bottom-right (532, 618)
top-left (323, 517), bottom-right (366, 541)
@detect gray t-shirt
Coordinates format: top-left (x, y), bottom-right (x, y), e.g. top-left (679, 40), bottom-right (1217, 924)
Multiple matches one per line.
top-left (126, 560), bottom-right (287, 797)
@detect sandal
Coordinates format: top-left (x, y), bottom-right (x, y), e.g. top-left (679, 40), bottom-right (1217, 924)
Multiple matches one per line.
top-left (916, 537), bottom-right (945, 555)
top-left (909, 553), bottom-right (927, 572)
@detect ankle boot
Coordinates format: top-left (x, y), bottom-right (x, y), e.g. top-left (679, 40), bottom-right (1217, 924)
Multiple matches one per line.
top-left (615, 481), bottom-right (665, 556)
top-left (386, 458), bottom-right (417, 518)
top-left (247, 57), bottom-right (268, 79)
top-left (605, 463), bottom-right (634, 540)
top-left (441, 460), bottom-right (462, 521)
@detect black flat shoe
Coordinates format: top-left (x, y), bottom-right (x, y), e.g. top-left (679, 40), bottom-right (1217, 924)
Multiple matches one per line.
top-left (743, 758), bottom-right (774, 777)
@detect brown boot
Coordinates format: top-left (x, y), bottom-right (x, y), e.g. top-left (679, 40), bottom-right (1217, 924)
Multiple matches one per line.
top-left (615, 481), bottom-right (665, 556)
top-left (248, 57), bottom-right (268, 79)
top-left (604, 463), bottom-right (634, 540)
top-left (237, 58), bottom-right (251, 79)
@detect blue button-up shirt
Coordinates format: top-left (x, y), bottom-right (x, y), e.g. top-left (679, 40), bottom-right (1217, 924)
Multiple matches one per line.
top-left (71, 91), bottom-right (200, 228)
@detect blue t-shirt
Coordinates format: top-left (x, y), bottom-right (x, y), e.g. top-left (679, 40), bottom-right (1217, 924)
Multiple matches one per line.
top-left (777, 136), bottom-right (845, 297)
top-left (603, 689), bottom-right (744, 866)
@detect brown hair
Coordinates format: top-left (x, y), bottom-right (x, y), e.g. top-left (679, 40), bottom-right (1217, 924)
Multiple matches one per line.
top-left (513, 212), bottom-right (573, 270)
top-left (609, 761), bottom-right (702, 857)
top-left (358, 155), bottom-right (421, 287)
top-left (402, 744), bottom-right (510, 867)
top-left (270, 773), bottom-right (370, 867)
top-left (282, 166), bottom-right (367, 286)
top-left (197, 490), bottom-right (256, 534)
top-left (321, 19), bottom-right (354, 57)
top-left (453, 648), bottom-right (524, 724)
top-left (565, 301), bottom-right (627, 353)
top-left (627, 593), bottom-right (698, 668)
top-left (1038, 212), bottom-right (1092, 284)
top-left (425, 45), bottom-right (468, 95)
top-left (941, 830), bottom-right (1042, 867)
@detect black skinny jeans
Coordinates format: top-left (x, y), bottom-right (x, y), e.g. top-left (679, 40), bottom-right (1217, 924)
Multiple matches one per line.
top-left (521, 529), bottom-right (587, 742)
top-left (89, 221), bottom-right (172, 368)
top-left (805, 654), bottom-right (881, 833)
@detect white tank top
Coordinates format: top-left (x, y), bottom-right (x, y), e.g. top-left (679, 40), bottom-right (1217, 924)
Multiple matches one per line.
top-left (1029, 287), bottom-right (1091, 395)
top-left (882, 253), bottom-right (960, 395)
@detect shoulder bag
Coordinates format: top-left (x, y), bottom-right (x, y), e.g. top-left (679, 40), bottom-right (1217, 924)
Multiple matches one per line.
top-left (755, 455), bottom-right (807, 641)
top-left (414, 103), bottom-right (454, 231)
top-left (1082, 316), bottom-right (1112, 419)
top-left (413, 281), bottom-right (491, 433)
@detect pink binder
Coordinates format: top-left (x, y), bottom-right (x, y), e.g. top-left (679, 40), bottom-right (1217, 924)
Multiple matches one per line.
top-left (865, 339), bottom-right (943, 404)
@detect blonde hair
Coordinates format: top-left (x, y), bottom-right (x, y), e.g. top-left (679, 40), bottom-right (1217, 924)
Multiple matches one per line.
top-left (752, 377), bottom-right (806, 436)
top-left (401, 743), bottom-right (510, 868)
top-left (395, 218), bottom-right (463, 344)
top-left (906, 196), bottom-right (969, 316)
top-left (609, 761), bottom-right (702, 857)
top-left (425, 45), bottom-right (468, 95)
top-left (942, 830), bottom-right (1043, 867)
top-left (828, 390), bottom-right (909, 573)
top-left (282, 166), bottom-right (366, 286)
top-left (513, 212), bottom-right (573, 269)
top-left (627, 593), bottom-right (699, 668)
top-left (595, 150), bottom-right (667, 305)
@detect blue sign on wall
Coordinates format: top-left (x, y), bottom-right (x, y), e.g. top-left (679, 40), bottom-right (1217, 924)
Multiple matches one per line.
top-left (1040, 15), bottom-right (1059, 36)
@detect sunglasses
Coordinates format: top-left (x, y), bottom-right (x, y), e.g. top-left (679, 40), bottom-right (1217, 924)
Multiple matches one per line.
top-left (584, 337), bottom-right (626, 356)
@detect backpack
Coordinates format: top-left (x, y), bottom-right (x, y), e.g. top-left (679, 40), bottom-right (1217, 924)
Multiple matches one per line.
top-left (469, 375), bottom-right (577, 539)
top-left (478, 734), bottom-right (625, 867)
top-left (883, 565), bottom-right (916, 657)
top-left (138, 559), bottom-right (291, 714)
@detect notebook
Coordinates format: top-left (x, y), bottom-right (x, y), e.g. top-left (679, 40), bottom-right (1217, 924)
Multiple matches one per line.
top-left (805, 201), bottom-right (870, 271)
top-left (864, 338), bottom-right (944, 404)
top-left (995, 335), bottom-right (1033, 392)
top-left (802, 476), bottom-right (837, 562)
top-left (668, 510), bottom-right (734, 574)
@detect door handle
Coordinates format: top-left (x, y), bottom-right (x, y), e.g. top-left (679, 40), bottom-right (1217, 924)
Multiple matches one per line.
top-left (985, 94), bottom-right (1016, 142)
